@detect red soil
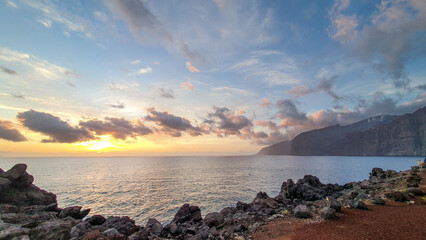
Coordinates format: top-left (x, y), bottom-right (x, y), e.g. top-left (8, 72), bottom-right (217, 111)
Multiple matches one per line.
top-left (252, 170), bottom-right (426, 240)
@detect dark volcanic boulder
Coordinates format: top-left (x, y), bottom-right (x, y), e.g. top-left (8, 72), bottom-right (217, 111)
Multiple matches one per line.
top-left (88, 215), bottom-right (106, 225)
top-left (251, 192), bottom-right (278, 210)
top-left (294, 205), bottom-right (312, 219)
top-left (172, 204), bottom-right (202, 224)
top-left (280, 175), bottom-right (342, 201)
top-left (58, 206), bottom-right (90, 219)
top-left (102, 216), bottom-right (138, 236)
top-left (203, 212), bottom-right (225, 228)
top-left (321, 207), bottom-right (337, 220)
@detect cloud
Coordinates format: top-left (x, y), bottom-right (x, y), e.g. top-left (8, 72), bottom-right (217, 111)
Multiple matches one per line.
top-left (130, 67), bottom-right (152, 75)
top-left (229, 51), bottom-right (301, 86)
top-left (23, 0), bottom-right (93, 38)
top-left (317, 75), bottom-right (342, 102)
top-left (159, 88), bottom-right (175, 99)
top-left (10, 93), bottom-right (25, 99)
top-left (17, 110), bottom-right (94, 143)
top-left (276, 99), bottom-right (308, 122)
top-left (6, 0), bottom-right (17, 8)
top-left (186, 61), bottom-right (199, 72)
top-left (38, 18), bottom-right (53, 28)
top-left (213, 86), bottom-right (255, 97)
top-left (0, 120), bottom-right (27, 142)
top-left (107, 101), bottom-right (126, 109)
top-left (0, 66), bottom-right (17, 75)
top-left (288, 85), bottom-right (315, 96)
top-left (0, 48), bottom-right (76, 82)
top-left (105, 0), bottom-right (199, 59)
top-left (206, 106), bottom-right (253, 136)
top-left (328, 0), bottom-right (426, 88)
top-left (80, 117), bottom-right (152, 140)
top-left (259, 99), bottom-right (272, 108)
top-left (145, 108), bottom-right (203, 137)
top-left (255, 120), bottom-right (280, 131)
top-left (181, 79), bottom-right (194, 90)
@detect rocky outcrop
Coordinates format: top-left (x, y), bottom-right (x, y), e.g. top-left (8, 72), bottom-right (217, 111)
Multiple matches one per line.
top-left (1, 163), bottom-right (423, 239)
top-left (258, 106), bottom-right (426, 156)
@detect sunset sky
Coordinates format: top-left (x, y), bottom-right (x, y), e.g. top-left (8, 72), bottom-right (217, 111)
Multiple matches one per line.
top-left (1, 0), bottom-right (425, 156)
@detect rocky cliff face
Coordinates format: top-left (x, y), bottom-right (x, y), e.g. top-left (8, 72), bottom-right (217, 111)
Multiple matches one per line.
top-left (257, 106), bottom-right (426, 156)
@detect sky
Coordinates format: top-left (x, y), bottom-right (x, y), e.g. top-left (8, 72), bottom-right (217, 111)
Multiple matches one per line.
top-left (0, 0), bottom-right (425, 157)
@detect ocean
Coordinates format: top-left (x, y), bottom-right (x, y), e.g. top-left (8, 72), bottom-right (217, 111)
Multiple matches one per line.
top-left (0, 155), bottom-right (420, 224)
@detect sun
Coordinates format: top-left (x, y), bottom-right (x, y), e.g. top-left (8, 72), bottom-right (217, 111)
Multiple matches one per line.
top-left (77, 136), bottom-right (118, 151)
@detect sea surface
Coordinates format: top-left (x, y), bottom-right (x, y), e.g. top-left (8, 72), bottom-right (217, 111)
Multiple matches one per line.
top-left (0, 155), bottom-right (420, 224)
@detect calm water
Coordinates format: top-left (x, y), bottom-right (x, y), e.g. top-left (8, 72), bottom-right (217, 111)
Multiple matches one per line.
top-left (0, 156), bottom-right (419, 224)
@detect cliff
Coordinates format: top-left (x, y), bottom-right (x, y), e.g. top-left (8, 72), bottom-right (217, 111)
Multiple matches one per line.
top-left (258, 106), bottom-right (426, 156)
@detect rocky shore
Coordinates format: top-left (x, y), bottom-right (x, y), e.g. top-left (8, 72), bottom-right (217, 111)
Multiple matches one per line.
top-left (1, 161), bottom-right (425, 240)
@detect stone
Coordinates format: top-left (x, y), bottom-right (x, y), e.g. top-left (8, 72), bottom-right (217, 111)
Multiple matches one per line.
top-left (0, 226), bottom-right (31, 239)
top-left (385, 191), bottom-right (410, 202)
top-left (81, 230), bottom-right (104, 240)
top-left (371, 198), bottom-right (385, 205)
top-left (369, 168), bottom-right (385, 183)
top-left (172, 204), bottom-right (202, 224)
top-left (58, 206), bottom-right (82, 219)
top-left (406, 174), bottom-right (421, 187)
top-left (169, 222), bottom-right (180, 236)
top-left (0, 204), bottom-right (19, 213)
top-left (88, 214), bottom-right (106, 225)
top-left (145, 218), bottom-right (163, 235)
top-left (103, 228), bottom-right (124, 237)
top-left (280, 176), bottom-right (342, 201)
top-left (326, 196), bottom-right (341, 212)
top-left (405, 187), bottom-right (425, 196)
top-left (102, 216), bottom-right (138, 236)
top-left (236, 201), bottom-right (249, 211)
top-left (70, 221), bottom-right (91, 238)
top-left (5, 164), bottom-right (27, 180)
top-left (220, 207), bottom-right (236, 217)
top-left (43, 203), bottom-right (58, 212)
top-left (354, 192), bottom-right (368, 202)
top-left (0, 177), bottom-right (11, 189)
top-left (353, 200), bottom-right (368, 210)
top-left (320, 207), bottom-right (337, 220)
top-left (294, 205), bottom-right (312, 219)
top-left (30, 220), bottom-right (72, 240)
top-left (203, 212), bottom-right (225, 228)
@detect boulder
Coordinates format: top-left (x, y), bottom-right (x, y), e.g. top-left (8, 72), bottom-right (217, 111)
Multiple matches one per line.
top-left (320, 207), bottom-right (337, 220)
top-left (405, 187), bottom-right (425, 196)
top-left (5, 164), bottom-right (27, 180)
top-left (326, 196), bottom-right (341, 212)
top-left (70, 221), bottom-right (92, 239)
top-left (0, 225), bottom-right (31, 239)
top-left (371, 198), bottom-right (385, 205)
top-left (220, 207), bottom-right (236, 217)
top-left (203, 212), bottom-right (225, 228)
top-left (145, 218), bottom-right (163, 235)
top-left (353, 200), bottom-right (368, 210)
top-left (172, 204), bottom-right (202, 224)
top-left (81, 230), bottom-right (104, 240)
top-left (103, 228), bottom-right (124, 238)
top-left (169, 222), bottom-right (181, 236)
top-left (88, 215), bottom-right (106, 225)
top-left (102, 216), bottom-right (138, 236)
top-left (369, 168), bottom-right (385, 183)
top-left (293, 205), bottom-right (312, 219)
top-left (280, 176), bottom-right (342, 201)
top-left (385, 191), bottom-right (411, 202)
top-left (30, 220), bottom-right (72, 240)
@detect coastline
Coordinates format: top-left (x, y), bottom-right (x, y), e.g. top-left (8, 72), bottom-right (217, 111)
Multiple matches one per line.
top-left (1, 161), bottom-right (425, 240)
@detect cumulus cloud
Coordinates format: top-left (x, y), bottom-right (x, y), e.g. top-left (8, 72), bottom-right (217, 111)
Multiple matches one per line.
top-left (17, 110), bottom-right (94, 143)
top-left (186, 61), bottom-right (199, 72)
top-left (130, 67), bottom-right (152, 75)
top-left (0, 120), bottom-right (27, 142)
top-left (288, 75), bottom-right (341, 103)
top-left (288, 85), bottom-right (315, 96)
top-left (181, 79), bottom-right (194, 90)
top-left (80, 117), bottom-right (152, 140)
top-left (255, 120), bottom-right (280, 132)
top-left (0, 66), bottom-right (17, 75)
top-left (276, 99), bottom-right (307, 122)
top-left (145, 108), bottom-right (203, 137)
top-left (329, 0), bottom-right (426, 88)
top-left (206, 106), bottom-right (253, 136)
top-left (159, 88), bottom-right (175, 99)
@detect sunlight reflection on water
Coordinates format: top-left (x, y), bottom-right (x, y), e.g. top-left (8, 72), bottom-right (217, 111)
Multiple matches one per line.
top-left (0, 155), bottom-right (418, 224)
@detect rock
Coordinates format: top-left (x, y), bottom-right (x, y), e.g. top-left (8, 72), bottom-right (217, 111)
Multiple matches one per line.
top-left (70, 221), bottom-right (91, 238)
top-left (43, 203), bottom-right (58, 212)
top-left (369, 168), bottom-right (385, 183)
top-left (371, 198), bottom-right (385, 205)
top-left (102, 216), bottom-right (138, 236)
top-left (353, 200), bottom-right (368, 210)
top-left (0, 204), bottom-right (19, 213)
top-left (30, 220), bottom-right (72, 240)
top-left (81, 230), bottom-right (104, 240)
top-left (354, 192), bottom-right (368, 202)
top-left (58, 206), bottom-right (82, 219)
top-left (320, 207), bottom-right (337, 220)
top-left (411, 166), bottom-right (420, 172)
top-left (0, 225), bottom-right (31, 239)
top-left (88, 215), bottom-right (106, 225)
top-left (385, 191), bottom-right (411, 202)
top-left (172, 204), bottom-right (202, 224)
top-left (5, 164), bottom-right (27, 180)
top-left (233, 211), bottom-right (249, 220)
top-left (220, 207), bottom-right (236, 217)
top-left (326, 196), bottom-right (341, 212)
top-left (203, 212), bottom-right (225, 228)
top-left (210, 226), bottom-right (219, 236)
top-left (406, 174), bottom-right (421, 187)
top-left (145, 218), bottom-right (163, 235)
top-left (236, 201), bottom-right (249, 211)
top-left (0, 177), bottom-right (11, 189)
top-left (169, 222), bottom-right (180, 236)
top-left (252, 192), bottom-right (279, 210)
top-left (198, 226), bottom-right (209, 240)
top-left (405, 188), bottom-right (425, 196)
top-left (103, 228), bottom-right (124, 238)
top-left (293, 205), bottom-right (312, 219)
top-left (280, 176), bottom-right (342, 201)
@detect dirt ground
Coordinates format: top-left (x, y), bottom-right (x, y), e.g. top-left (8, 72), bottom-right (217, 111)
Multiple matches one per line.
top-left (252, 169), bottom-right (426, 240)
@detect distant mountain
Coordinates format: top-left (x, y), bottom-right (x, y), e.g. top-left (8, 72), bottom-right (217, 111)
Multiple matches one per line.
top-left (257, 106), bottom-right (426, 156)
